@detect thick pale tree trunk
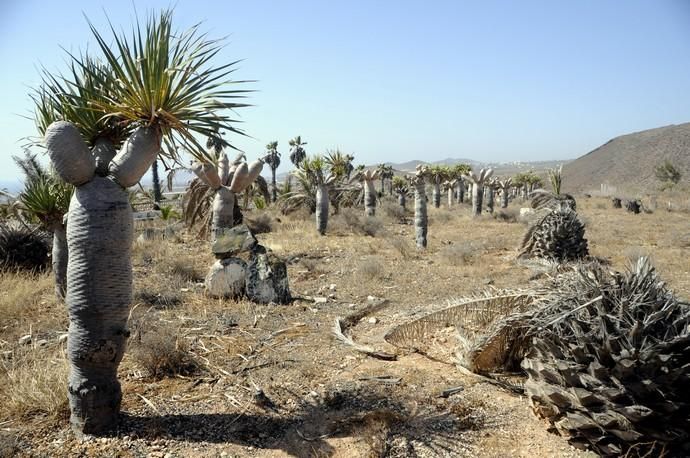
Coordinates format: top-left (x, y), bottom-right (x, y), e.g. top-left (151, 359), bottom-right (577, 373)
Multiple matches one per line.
top-left (398, 192), bottom-right (406, 210)
top-left (457, 181), bottom-right (465, 203)
top-left (46, 122), bottom-right (160, 435)
top-left (486, 187), bottom-right (494, 213)
top-left (432, 181), bottom-right (441, 208)
top-left (447, 188), bottom-right (453, 208)
top-left (52, 222), bottom-right (67, 301)
top-left (472, 182), bottom-right (483, 217)
top-left (501, 189), bottom-right (509, 208)
top-left (364, 179), bottom-right (376, 217)
top-left (211, 187), bottom-right (235, 240)
top-left (316, 184), bottom-right (329, 235)
top-left (414, 181), bottom-right (427, 249)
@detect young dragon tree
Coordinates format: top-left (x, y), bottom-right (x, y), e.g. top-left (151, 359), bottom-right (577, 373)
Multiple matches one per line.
top-left (14, 154), bottom-right (73, 301)
top-left (452, 163), bottom-right (471, 203)
top-left (428, 165), bottom-right (447, 209)
top-left (353, 168), bottom-right (380, 217)
top-left (462, 168), bottom-right (494, 217)
top-left (38, 10), bottom-right (250, 434)
top-left (301, 156), bottom-right (335, 235)
top-left (392, 176), bottom-right (408, 210)
top-left (412, 165), bottom-right (429, 249)
top-left (497, 177), bottom-right (512, 208)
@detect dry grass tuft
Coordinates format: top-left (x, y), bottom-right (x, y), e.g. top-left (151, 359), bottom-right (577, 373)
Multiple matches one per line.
top-left (357, 256), bottom-right (387, 281)
top-left (246, 213), bottom-right (273, 234)
top-left (439, 241), bottom-right (482, 266)
top-left (333, 209), bottom-right (384, 237)
top-left (379, 200), bottom-right (408, 223)
top-left (129, 322), bottom-right (199, 379)
top-left (0, 348), bottom-right (69, 424)
top-left (492, 208), bottom-right (519, 223)
top-left (0, 431), bottom-right (19, 458)
top-left (387, 236), bottom-right (414, 259)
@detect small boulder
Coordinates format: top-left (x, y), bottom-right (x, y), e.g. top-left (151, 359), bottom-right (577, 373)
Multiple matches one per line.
top-left (205, 258), bottom-right (247, 298)
top-left (245, 246), bottom-right (291, 304)
top-left (212, 224), bottom-right (257, 258)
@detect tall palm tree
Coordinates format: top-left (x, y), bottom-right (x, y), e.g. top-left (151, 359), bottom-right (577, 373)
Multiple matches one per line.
top-left (289, 136), bottom-right (307, 168)
top-left (13, 153), bottom-right (73, 301)
top-left (264, 141), bottom-right (280, 203)
top-left (353, 168), bottom-right (380, 216)
top-left (462, 168), bottom-right (494, 216)
top-left (36, 10), bottom-right (250, 434)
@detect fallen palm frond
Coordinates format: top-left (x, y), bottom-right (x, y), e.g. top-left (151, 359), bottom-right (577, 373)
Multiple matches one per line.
top-left (384, 291), bottom-right (538, 373)
top-left (332, 318), bottom-right (396, 360)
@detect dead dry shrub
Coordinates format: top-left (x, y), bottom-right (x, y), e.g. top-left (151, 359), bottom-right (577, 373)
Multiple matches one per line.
top-left (357, 256), bottom-right (386, 280)
top-left (129, 322), bottom-right (198, 379)
top-left (492, 208), bottom-right (518, 223)
top-left (429, 209), bottom-right (453, 226)
top-left (246, 213), bottom-right (273, 234)
top-left (332, 208), bottom-right (384, 237)
top-left (379, 200), bottom-right (407, 223)
top-left (387, 236), bottom-right (414, 259)
top-left (0, 348), bottom-right (69, 424)
top-left (0, 431), bottom-right (19, 458)
top-left (439, 241), bottom-right (481, 266)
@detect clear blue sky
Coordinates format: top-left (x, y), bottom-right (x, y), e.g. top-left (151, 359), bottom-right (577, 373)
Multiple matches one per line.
top-left (1, 0), bottom-right (689, 186)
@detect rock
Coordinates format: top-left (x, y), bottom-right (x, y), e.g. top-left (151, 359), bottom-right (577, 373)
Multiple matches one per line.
top-left (368, 317), bottom-right (378, 324)
top-left (163, 223), bottom-right (184, 240)
top-left (328, 293), bottom-right (336, 299)
top-left (245, 246), bottom-right (291, 304)
top-left (367, 295), bottom-right (377, 302)
top-left (18, 334), bottom-right (31, 345)
top-left (329, 283), bottom-right (337, 291)
top-left (205, 258), bottom-right (247, 298)
top-left (313, 297), bottom-right (328, 304)
top-left (212, 224), bottom-right (257, 258)
top-left (58, 333), bottom-right (68, 344)
top-left (519, 207), bottom-right (535, 218)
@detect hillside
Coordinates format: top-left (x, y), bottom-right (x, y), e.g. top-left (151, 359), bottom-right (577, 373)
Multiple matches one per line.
top-left (562, 123), bottom-right (690, 194)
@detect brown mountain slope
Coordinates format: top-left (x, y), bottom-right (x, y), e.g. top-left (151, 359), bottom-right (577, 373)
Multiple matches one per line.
top-left (562, 123), bottom-right (690, 194)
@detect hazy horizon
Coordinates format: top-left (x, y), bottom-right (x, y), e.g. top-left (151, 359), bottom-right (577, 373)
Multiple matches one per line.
top-left (2, 0), bottom-right (689, 183)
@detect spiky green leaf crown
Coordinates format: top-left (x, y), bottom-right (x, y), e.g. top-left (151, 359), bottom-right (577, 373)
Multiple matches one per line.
top-left (32, 9), bottom-right (251, 164)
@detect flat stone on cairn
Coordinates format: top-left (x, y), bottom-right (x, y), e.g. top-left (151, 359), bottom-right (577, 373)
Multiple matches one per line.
top-left (205, 258), bottom-right (247, 298)
top-left (212, 224), bottom-right (257, 258)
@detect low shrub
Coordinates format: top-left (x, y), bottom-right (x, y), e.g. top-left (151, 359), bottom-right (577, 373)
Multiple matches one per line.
top-left (0, 224), bottom-right (50, 272)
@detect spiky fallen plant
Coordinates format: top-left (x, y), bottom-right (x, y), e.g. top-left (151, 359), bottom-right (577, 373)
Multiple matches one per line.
top-left (522, 258), bottom-right (690, 456)
top-left (518, 206), bottom-right (588, 261)
top-left (0, 223), bottom-right (50, 272)
top-left (38, 9), bottom-right (250, 434)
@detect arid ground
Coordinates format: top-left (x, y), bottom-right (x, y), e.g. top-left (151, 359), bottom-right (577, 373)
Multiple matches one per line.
top-left (1, 194), bottom-right (688, 457)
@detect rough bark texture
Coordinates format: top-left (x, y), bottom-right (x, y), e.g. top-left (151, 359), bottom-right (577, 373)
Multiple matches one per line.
top-left (211, 187), bottom-right (235, 240)
top-left (414, 181), bottom-right (427, 249)
top-left (432, 182), bottom-right (441, 208)
top-left (45, 121), bottom-right (95, 186)
top-left (52, 223), bottom-right (67, 302)
top-left (108, 126), bottom-right (160, 188)
top-left (245, 246), bottom-right (291, 304)
top-left (472, 183), bottom-right (483, 216)
top-left (486, 187), bottom-right (494, 213)
top-left (364, 180), bottom-right (376, 217)
top-left (316, 184), bottom-right (329, 235)
top-left (457, 182), bottom-right (465, 203)
top-left (66, 176), bottom-right (133, 434)
top-left (501, 189), bottom-right (509, 208)
top-left (92, 138), bottom-right (117, 177)
top-left (398, 193), bottom-right (406, 210)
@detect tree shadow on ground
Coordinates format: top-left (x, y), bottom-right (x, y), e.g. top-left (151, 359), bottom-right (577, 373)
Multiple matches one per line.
top-left (116, 384), bottom-right (481, 457)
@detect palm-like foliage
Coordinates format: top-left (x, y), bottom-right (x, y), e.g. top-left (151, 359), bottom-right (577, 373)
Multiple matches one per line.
top-left (325, 149), bottom-right (352, 181)
top-left (289, 136), bottom-right (307, 167)
top-left (265, 141), bottom-right (280, 203)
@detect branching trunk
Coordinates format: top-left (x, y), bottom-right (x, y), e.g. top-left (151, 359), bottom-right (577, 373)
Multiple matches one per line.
top-left (46, 121), bottom-right (160, 434)
top-left (364, 179), bottom-right (376, 217)
top-left (52, 222), bottom-right (67, 301)
top-left (414, 181), bottom-right (427, 249)
top-left (316, 184), bottom-right (329, 235)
